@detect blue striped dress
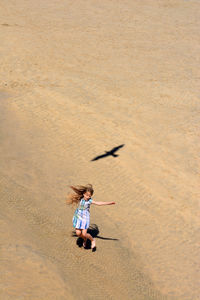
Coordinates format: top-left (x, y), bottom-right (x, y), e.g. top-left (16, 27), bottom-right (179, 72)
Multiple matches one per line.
top-left (73, 198), bottom-right (93, 229)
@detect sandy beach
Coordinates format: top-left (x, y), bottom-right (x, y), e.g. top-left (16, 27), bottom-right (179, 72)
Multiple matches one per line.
top-left (0, 0), bottom-right (200, 299)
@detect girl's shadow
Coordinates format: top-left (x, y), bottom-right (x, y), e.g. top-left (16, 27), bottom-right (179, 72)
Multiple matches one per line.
top-left (72, 224), bottom-right (118, 250)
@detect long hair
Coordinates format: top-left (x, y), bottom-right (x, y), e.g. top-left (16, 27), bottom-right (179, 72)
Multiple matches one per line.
top-left (66, 184), bottom-right (94, 205)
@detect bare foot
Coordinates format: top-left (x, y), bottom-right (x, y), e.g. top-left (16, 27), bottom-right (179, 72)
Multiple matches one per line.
top-left (91, 239), bottom-right (96, 252)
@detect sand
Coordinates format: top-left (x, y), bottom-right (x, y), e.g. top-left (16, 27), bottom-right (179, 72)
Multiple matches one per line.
top-left (0, 0), bottom-right (200, 299)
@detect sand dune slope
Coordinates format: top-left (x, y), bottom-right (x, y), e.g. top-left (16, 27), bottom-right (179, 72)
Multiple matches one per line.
top-left (0, 0), bottom-right (200, 299)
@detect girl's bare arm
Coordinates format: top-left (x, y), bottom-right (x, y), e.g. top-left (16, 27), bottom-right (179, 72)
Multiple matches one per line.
top-left (92, 201), bottom-right (115, 206)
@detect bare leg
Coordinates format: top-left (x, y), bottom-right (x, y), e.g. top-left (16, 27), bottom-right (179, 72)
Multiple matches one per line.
top-left (76, 229), bottom-right (86, 247)
top-left (75, 229), bottom-right (82, 237)
top-left (82, 229), bottom-right (96, 250)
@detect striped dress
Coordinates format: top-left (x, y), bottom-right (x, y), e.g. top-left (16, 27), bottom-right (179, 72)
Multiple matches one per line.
top-left (73, 198), bottom-right (93, 229)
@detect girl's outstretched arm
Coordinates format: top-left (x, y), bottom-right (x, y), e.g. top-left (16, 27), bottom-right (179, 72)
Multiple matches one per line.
top-left (92, 201), bottom-right (115, 206)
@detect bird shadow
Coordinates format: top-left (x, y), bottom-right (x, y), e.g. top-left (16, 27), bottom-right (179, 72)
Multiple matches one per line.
top-left (71, 224), bottom-right (119, 250)
top-left (91, 144), bottom-right (125, 161)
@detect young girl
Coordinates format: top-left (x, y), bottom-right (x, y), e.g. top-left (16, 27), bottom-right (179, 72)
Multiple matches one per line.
top-left (67, 184), bottom-right (115, 251)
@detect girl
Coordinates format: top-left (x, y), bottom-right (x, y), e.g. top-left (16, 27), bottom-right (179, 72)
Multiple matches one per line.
top-left (67, 184), bottom-right (115, 251)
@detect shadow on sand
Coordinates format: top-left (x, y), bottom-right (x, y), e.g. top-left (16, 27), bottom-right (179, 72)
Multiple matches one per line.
top-left (91, 144), bottom-right (125, 161)
top-left (72, 224), bottom-right (119, 250)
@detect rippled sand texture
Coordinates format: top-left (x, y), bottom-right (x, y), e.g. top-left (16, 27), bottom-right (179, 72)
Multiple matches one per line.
top-left (0, 0), bottom-right (200, 299)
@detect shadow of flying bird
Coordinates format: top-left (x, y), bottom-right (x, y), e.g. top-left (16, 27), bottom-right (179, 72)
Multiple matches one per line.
top-left (91, 144), bottom-right (125, 161)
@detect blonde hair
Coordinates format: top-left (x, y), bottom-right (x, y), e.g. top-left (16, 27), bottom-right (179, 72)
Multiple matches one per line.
top-left (66, 184), bottom-right (94, 205)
